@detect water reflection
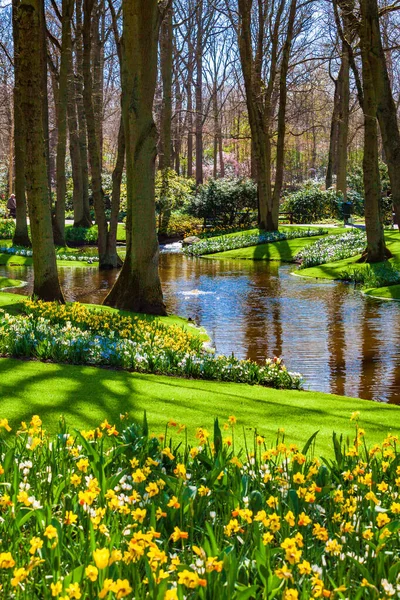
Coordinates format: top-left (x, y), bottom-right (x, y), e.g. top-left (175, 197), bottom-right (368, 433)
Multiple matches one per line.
top-left (1, 254), bottom-right (400, 404)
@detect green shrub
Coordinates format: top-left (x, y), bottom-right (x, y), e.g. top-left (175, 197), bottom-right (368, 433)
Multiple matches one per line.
top-left (65, 226), bottom-right (98, 246)
top-left (281, 182), bottom-right (341, 223)
top-left (347, 162), bottom-right (393, 222)
top-left (189, 177), bottom-right (258, 226)
top-left (158, 213), bottom-right (202, 238)
top-left (0, 219), bottom-right (15, 239)
top-left (156, 169), bottom-right (195, 216)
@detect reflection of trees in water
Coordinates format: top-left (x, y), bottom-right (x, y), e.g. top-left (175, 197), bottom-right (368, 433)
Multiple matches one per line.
top-left (358, 300), bottom-right (386, 401)
top-left (326, 289), bottom-right (346, 397)
top-left (243, 262), bottom-right (282, 362)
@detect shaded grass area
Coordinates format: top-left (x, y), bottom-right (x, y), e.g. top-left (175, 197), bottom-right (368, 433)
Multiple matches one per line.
top-left (207, 228), bottom-right (347, 262)
top-left (0, 291), bottom-right (209, 341)
top-left (0, 357), bottom-right (398, 456)
top-left (364, 284), bottom-right (400, 300)
top-left (0, 277), bottom-right (23, 289)
top-left (298, 231), bottom-right (400, 290)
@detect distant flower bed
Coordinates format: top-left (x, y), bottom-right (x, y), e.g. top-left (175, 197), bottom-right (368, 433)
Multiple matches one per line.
top-left (0, 218), bottom-right (15, 239)
top-left (0, 412), bottom-right (398, 598)
top-left (0, 301), bottom-right (303, 389)
top-left (296, 229), bottom-right (366, 269)
top-left (184, 228), bottom-right (327, 257)
top-left (0, 245), bottom-right (99, 264)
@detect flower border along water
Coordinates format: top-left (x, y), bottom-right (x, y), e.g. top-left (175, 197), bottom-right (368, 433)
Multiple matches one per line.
top-left (0, 412), bottom-right (398, 598)
top-left (184, 228), bottom-right (328, 257)
top-left (295, 229), bottom-right (366, 269)
top-left (0, 245), bottom-right (99, 264)
top-left (0, 301), bottom-right (303, 389)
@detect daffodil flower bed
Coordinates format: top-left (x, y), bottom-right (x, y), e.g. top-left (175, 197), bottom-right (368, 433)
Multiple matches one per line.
top-left (184, 229), bottom-right (327, 257)
top-left (0, 301), bottom-right (303, 389)
top-left (0, 246), bottom-right (99, 264)
top-left (0, 413), bottom-right (399, 599)
top-left (296, 230), bottom-right (367, 269)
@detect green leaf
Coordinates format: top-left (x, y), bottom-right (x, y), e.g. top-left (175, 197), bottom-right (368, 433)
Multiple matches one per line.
top-left (302, 430), bottom-right (319, 456)
top-left (235, 584), bottom-right (258, 599)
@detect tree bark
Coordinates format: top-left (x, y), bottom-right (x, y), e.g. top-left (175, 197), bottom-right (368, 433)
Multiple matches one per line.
top-left (365, 0), bottom-right (400, 225)
top-left (195, 0), bottom-right (203, 186)
top-left (336, 43), bottom-right (350, 200)
top-left (53, 0), bottom-right (75, 247)
top-left (273, 0), bottom-right (297, 208)
top-left (75, 0), bottom-right (91, 227)
top-left (83, 0), bottom-right (115, 267)
top-left (359, 0), bottom-right (387, 262)
top-left (104, 0), bottom-right (166, 315)
top-left (12, 0), bottom-right (30, 247)
top-left (18, 0), bottom-right (64, 301)
top-left (159, 3), bottom-right (173, 171)
top-left (67, 59), bottom-right (85, 227)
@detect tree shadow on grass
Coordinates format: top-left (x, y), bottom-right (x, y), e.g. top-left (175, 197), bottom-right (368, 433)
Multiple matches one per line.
top-left (0, 358), bottom-right (397, 448)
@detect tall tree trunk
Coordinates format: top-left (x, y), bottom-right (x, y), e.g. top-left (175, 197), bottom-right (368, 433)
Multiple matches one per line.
top-left (53, 0), bottom-right (75, 247)
top-left (325, 78), bottom-right (339, 191)
top-left (359, 0), bottom-right (387, 262)
top-left (273, 0), bottom-right (297, 208)
top-left (187, 78), bottom-right (193, 178)
top-left (159, 3), bottom-right (173, 171)
top-left (75, 0), bottom-right (91, 227)
top-left (12, 0), bottom-right (30, 247)
top-left (92, 0), bottom-right (104, 169)
top-left (104, 0), bottom-right (166, 315)
top-left (83, 0), bottom-right (114, 267)
top-left (174, 75), bottom-right (182, 174)
top-left (195, 0), bottom-right (203, 186)
top-left (105, 116), bottom-right (124, 267)
top-left (336, 43), bottom-right (350, 199)
top-left (18, 0), bottom-right (64, 301)
top-left (39, 0), bottom-right (52, 205)
top-left (67, 62), bottom-right (85, 227)
top-left (365, 0), bottom-right (400, 225)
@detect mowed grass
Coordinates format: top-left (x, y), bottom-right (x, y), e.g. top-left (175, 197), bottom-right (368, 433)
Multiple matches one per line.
top-left (0, 277), bottom-right (23, 289)
top-left (0, 358), bottom-right (398, 456)
top-left (206, 227), bottom-right (347, 262)
top-left (298, 230), bottom-right (400, 299)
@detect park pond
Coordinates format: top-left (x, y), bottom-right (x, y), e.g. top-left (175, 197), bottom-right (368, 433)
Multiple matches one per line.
top-left (1, 247), bottom-right (400, 405)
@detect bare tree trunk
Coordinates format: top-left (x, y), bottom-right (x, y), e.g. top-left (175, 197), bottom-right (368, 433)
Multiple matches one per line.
top-left (104, 0), bottom-right (166, 315)
top-left (336, 43), bottom-right (350, 199)
top-left (83, 0), bottom-right (115, 267)
top-left (195, 0), bottom-right (204, 186)
top-left (365, 0), bottom-right (400, 225)
top-left (325, 76), bottom-right (340, 190)
top-left (39, 0), bottom-right (52, 205)
top-left (187, 78), bottom-right (193, 178)
top-left (75, 0), bottom-right (91, 227)
top-left (105, 116), bottom-right (124, 267)
top-left (18, 0), bottom-right (64, 301)
top-left (12, 0), bottom-right (30, 247)
top-left (67, 60), bottom-right (85, 227)
top-left (359, 0), bottom-right (387, 262)
top-left (273, 0), bottom-right (297, 207)
top-left (53, 0), bottom-right (75, 247)
top-left (92, 0), bottom-right (104, 169)
top-left (159, 3), bottom-right (173, 171)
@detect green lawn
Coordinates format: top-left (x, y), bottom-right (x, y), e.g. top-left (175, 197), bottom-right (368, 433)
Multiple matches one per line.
top-left (206, 227), bottom-right (347, 262)
top-left (0, 277), bottom-right (23, 289)
top-left (298, 230), bottom-right (400, 300)
top-left (0, 358), bottom-right (398, 456)
top-left (0, 290), bottom-right (209, 341)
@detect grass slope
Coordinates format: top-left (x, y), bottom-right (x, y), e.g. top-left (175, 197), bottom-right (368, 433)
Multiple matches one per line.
top-left (206, 227), bottom-right (347, 262)
top-left (298, 231), bottom-right (400, 301)
top-left (0, 291), bottom-right (208, 341)
top-left (0, 358), bottom-right (398, 455)
top-left (0, 277), bottom-right (23, 289)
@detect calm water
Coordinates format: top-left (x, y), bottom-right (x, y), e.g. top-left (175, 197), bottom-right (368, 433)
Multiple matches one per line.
top-left (2, 253), bottom-right (400, 405)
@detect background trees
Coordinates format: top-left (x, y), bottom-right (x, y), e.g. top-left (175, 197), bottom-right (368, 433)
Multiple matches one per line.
top-left (0, 0), bottom-right (398, 305)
